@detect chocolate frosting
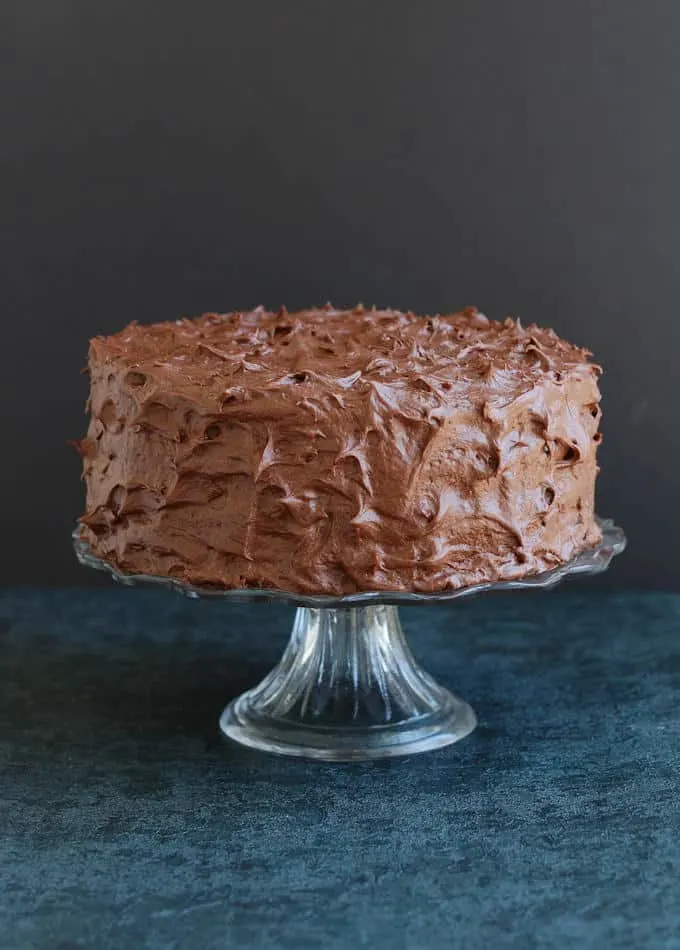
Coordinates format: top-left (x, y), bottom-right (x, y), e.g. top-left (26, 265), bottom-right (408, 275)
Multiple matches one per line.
top-left (77, 305), bottom-right (602, 594)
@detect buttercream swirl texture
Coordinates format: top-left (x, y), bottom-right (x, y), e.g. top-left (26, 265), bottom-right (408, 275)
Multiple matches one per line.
top-left (77, 305), bottom-right (603, 595)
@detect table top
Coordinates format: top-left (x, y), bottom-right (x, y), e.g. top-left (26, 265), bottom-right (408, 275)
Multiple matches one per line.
top-left (1, 588), bottom-right (679, 950)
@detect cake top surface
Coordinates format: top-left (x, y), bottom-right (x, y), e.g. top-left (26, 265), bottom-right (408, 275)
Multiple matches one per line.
top-left (90, 305), bottom-right (598, 407)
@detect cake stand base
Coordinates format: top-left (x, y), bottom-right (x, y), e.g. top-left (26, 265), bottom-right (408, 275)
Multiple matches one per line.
top-left (219, 605), bottom-right (476, 761)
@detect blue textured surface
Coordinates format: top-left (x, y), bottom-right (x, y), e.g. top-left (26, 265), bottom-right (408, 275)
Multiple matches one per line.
top-left (1, 589), bottom-right (679, 950)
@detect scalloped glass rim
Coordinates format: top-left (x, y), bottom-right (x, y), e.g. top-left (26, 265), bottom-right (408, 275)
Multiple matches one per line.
top-left (73, 516), bottom-right (626, 608)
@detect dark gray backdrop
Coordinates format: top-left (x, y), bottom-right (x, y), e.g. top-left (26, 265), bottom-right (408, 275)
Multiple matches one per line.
top-left (2, 0), bottom-right (678, 588)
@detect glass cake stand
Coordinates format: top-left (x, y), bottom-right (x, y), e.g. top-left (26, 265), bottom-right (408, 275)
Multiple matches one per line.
top-left (73, 518), bottom-right (625, 762)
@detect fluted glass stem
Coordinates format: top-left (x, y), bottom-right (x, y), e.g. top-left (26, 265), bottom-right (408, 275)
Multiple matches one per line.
top-left (251, 606), bottom-right (446, 725)
top-left (220, 605), bottom-right (476, 760)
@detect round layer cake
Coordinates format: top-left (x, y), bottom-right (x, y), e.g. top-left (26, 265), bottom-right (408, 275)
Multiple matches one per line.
top-left (76, 305), bottom-right (603, 594)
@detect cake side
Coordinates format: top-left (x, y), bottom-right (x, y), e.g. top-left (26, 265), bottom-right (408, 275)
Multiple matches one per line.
top-left (77, 306), bottom-right (602, 594)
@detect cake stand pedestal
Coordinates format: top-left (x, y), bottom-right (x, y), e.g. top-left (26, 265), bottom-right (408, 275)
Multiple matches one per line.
top-left (74, 518), bottom-right (625, 761)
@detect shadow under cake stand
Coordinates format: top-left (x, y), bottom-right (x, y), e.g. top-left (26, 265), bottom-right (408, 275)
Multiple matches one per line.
top-left (74, 518), bottom-right (625, 762)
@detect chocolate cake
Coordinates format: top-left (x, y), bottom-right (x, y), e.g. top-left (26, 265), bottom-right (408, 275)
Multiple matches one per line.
top-left (76, 305), bottom-right (603, 595)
